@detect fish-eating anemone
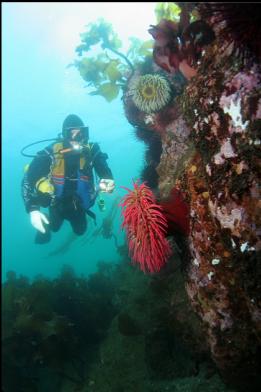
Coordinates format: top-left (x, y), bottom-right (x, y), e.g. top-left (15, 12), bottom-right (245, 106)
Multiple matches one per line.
top-left (128, 73), bottom-right (172, 114)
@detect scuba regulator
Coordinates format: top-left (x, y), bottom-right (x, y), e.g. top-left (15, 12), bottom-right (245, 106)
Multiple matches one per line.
top-left (20, 125), bottom-right (89, 158)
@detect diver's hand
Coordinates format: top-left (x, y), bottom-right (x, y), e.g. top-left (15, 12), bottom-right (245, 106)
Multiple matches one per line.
top-left (99, 179), bottom-right (115, 193)
top-left (30, 211), bottom-right (49, 233)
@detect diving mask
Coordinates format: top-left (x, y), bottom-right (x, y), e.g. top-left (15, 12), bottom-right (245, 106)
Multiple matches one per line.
top-left (65, 126), bottom-right (89, 142)
top-left (65, 127), bottom-right (88, 152)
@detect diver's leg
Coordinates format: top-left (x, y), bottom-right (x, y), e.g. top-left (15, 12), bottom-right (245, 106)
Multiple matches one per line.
top-left (35, 229), bottom-right (51, 244)
top-left (49, 203), bottom-right (64, 232)
top-left (69, 209), bottom-right (87, 235)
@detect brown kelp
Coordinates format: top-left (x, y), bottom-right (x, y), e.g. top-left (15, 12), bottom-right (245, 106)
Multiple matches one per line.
top-left (2, 265), bottom-right (117, 391)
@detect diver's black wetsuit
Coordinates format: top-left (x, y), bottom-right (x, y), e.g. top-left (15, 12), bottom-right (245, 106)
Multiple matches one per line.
top-left (22, 141), bottom-right (113, 243)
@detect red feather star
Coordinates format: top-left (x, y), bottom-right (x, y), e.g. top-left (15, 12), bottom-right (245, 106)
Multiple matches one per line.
top-left (120, 181), bottom-right (172, 274)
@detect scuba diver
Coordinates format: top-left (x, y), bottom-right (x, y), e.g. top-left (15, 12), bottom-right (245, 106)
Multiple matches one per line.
top-left (21, 114), bottom-right (115, 244)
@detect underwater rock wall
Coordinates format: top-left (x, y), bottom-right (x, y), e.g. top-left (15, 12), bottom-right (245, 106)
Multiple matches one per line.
top-left (157, 20), bottom-right (261, 392)
top-left (122, 5), bottom-right (261, 390)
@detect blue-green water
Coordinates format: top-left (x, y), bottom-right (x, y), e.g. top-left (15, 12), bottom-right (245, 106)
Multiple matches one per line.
top-left (2, 3), bottom-right (157, 281)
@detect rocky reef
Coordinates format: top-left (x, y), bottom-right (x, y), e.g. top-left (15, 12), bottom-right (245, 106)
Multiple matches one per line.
top-left (121, 3), bottom-right (261, 391)
top-left (2, 264), bottom-right (117, 391)
top-left (177, 40), bottom-right (261, 389)
top-left (77, 250), bottom-right (235, 392)
top-left (3, 255), bottom-right (236, 392)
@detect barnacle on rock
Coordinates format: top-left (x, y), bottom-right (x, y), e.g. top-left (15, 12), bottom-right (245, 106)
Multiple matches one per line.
top-left (128, 73), bottom-right (172, 113)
